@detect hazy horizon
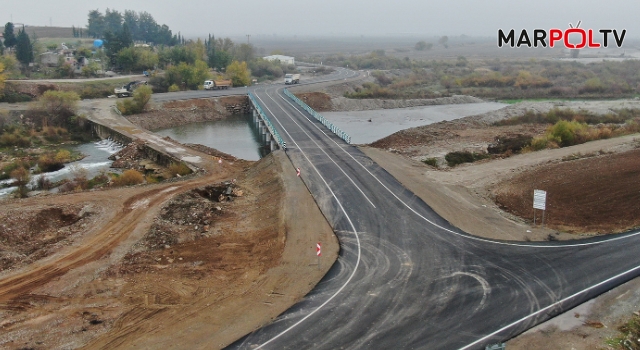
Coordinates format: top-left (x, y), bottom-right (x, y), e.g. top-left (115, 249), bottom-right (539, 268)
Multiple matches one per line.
top-left (2, 0), bottom-right (639, 40)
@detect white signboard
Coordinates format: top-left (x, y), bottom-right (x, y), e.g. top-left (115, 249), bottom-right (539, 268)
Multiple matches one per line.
top-left (533, 190), bottom-right (547, 210)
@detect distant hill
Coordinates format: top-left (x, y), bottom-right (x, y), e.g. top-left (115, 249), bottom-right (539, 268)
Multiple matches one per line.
top-left (21, 26), bottom-right (74, 38)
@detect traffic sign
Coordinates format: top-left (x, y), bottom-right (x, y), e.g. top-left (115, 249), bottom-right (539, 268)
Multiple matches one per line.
top-left (533, 189), bottom-right (547, 210)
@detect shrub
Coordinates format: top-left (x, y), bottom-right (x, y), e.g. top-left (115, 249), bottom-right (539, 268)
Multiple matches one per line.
top-left (168, 84), bottom-right (180, 92)
top-left (0, 133), bottom-right (31, 147)
top-left (445, 151), bottom-right (490, 167)
top-left (35, 175), bottom-right (52, 190)
top-left (37, 154), bottom-right (64, 173)
top-left (10, 166), bottom-right (30, 198)
top-left (113, 169), bottom-right (145, 186)
top-left (87, 171), bottom-right (110, 189)
top-left (168, 162), bottom-right (192, 177)
top-left (548, 120), bottom-right (588, 147)
top-left (422, 158), bottom-right (438, 167)
top-left (488, 134), bottom-right (533, 154)
top-left (605, 312), bottom-right (640, 349)
top-left (55, 149), bottom-right (71, 163)
top-left (116, 85), bottom-right (153, 115)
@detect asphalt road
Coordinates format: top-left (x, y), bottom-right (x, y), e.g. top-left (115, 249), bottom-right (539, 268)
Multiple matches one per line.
top-left (221, 68), bottom-right (640, 349)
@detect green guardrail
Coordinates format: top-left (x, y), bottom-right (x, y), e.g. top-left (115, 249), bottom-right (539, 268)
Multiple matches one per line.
top-left (283, 89), bottom-right (351, 144)
top-left (247, 92), bottom-right (286, 150)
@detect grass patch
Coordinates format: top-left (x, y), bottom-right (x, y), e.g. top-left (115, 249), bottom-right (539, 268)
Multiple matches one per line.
top-left (168, 162), bottom-right (192, 177)
top-left (422, 157), bottom-right (438, 168)
top-left (112, 169), bottom-right (145, 187)
top-left (605, 312), bottom-right (640, 349)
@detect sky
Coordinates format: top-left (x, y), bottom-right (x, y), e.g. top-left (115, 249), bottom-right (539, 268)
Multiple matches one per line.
top-left (2, 0), bottom-right (639, 39)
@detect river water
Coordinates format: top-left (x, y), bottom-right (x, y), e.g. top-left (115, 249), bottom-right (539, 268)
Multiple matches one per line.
top-left (0, 139), bottom-right (121, 198)
top-left (154, 114), bottom-right (265, 161)
top-left (0, 102), bottom-right (507, 197)
top-left (322, 102), bottom-right (507, 144)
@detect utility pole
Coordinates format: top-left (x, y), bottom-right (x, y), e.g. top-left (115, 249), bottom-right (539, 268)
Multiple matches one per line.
top-left (246, 34), bottom-right (251, 44)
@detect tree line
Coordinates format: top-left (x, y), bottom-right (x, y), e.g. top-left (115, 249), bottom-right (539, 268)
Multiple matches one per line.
top-left (86, 9), bottom-right (178, 46)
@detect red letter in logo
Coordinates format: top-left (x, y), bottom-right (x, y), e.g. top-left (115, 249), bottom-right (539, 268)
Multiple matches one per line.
top-left (565, 28), bottom-right (586, 49)
top-left (549, 29), bottom-right (562, 48)
top-left (588, 29), bottom-right (601, 48)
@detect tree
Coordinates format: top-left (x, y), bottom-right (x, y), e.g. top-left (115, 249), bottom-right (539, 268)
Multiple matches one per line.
top-left (120, 23), bottom-right (133, 48)
top-left (123, 10), bottom-right (139, 40)
top-left (415, 41), bottom-right (433, 51)
top-left (116, 85), bottom-right (152, 115)
top-left (11, 166), bottom-right (30, 198)
top-left (32, 90), bottom-right (80, 128)
top-left (103, 24), bottom-right (133, 66)
top-left (212, 50), bottom-right (232, 71)
top-left (86, 10), bottom-right (105, 38)
top-left (0, 39), bottom-right (4, 55)
top-left (234, 43), bottom-right (255, 63)
top-left (0, 62), bottom-right (6, 98)
top-left (3, 22), bottom-right (17, 49)
top-left (104, 8), bottom-right (123, 34)
top-left (438, 36), bottom-right (449, 49)
top-left (15, 28), bottom-right (34, 68)
top-left (226, 60), bottom-right (251, 87)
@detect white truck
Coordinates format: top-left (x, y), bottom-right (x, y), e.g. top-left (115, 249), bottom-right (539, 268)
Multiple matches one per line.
top-left (204, 79), bottom-right (232, 90)
top-left (284, 73), bottom-right (300, 85)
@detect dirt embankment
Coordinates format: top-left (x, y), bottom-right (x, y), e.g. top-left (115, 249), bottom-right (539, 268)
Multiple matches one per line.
top-left (125, 96), bottom-right (251, 131)
top-left (365, 99), bottom-right (640, 238)
top-left (0, 150), bottom-right (338, 350)
top-left (292, 78), bottom-right (484, 112)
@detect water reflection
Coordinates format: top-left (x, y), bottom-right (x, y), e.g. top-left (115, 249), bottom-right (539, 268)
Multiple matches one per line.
top-left (154, 114), bottom-right (265, 161)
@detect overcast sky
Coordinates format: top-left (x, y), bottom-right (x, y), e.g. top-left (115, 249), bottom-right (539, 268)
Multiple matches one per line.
top-left (2, 0), bottom-right (638, 39)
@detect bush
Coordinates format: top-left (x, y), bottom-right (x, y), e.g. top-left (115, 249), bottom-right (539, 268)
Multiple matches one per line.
top-left (422, 158), bottom-right (438, 167)
top-left (116, 85), bottom-right (153, 115)
top-left (487, 134), bottom-right (533, 154)
top-left (445, 151), bottom-right (490, 167)
top-left (168, 162), bottom-right (192, 177)
top-left (113, 169), bottom-right (145, 186)
top-left (549, 120), bottom-right (589, 147)
top-left (35, 175), bottom-right (52, 190)
top-left (87, 171), bottom-right (110, 189)
top-left (10, 166), bottom-right (30, 198)
top-left (37, 154), bottom-right (64, 173)
top-left (0, 132), bottom-right (31, 147)
top-left (606, 312), bottom-right (640, 349)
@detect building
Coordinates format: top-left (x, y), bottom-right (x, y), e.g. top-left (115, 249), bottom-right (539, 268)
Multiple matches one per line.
top-left (263, 55), bottom-right (295, 65)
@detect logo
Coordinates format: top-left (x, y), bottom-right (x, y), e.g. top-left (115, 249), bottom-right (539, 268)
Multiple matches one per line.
top-left (498, 21), bottom-right (626, 49)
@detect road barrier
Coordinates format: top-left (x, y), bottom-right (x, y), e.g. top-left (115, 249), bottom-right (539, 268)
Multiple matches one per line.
top-left (247, 92), bottom-right (286, 150)
top-left (283, 89), bottom-right (351, 144)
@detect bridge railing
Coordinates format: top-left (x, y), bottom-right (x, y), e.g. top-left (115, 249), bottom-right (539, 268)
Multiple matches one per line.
top-left (247, 92), bottom-right (286, 150)
top-left (283, 89), bottom-right (351, 144)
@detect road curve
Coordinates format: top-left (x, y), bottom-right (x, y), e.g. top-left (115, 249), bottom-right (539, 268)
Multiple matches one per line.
top-left (221, 68), bottom-right (640, 349)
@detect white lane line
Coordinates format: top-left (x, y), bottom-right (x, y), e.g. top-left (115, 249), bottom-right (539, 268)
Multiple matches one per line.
top-left (252, 89), bottom-right (362, 349)
top-left (260, 90), bottom-right (377, 209)
top-left (281, 92), bottom-right (640, 248)
top-left (458, 263), bottom-right (640, 349)
top-left (277, 72), bottom-right (640, 349)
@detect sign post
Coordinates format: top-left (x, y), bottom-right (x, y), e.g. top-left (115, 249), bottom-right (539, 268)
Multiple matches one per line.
top-left (533, 189), bottom-right (547, 227)
top-left (316, 242), bottom-right (321, 269)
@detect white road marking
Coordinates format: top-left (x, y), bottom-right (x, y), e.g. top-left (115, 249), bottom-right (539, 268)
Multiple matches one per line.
top-left (458, 263), bottom-right (640, 350)
top-left (259, 89), bottom-right (377, 209)
top-left (251, 87), bottom-right (363, 349)
top-left (288, 95), bottom-right (640, 248)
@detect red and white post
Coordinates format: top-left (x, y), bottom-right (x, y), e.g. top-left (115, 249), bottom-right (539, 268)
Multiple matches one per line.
top-left (316, 242), bottom-right (322, 269)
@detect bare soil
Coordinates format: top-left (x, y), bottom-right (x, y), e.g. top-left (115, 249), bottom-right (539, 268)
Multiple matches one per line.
top-left (125, 96), bottom-right (250, 131)
top-left (0, 150), bottom-right (338, 350)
